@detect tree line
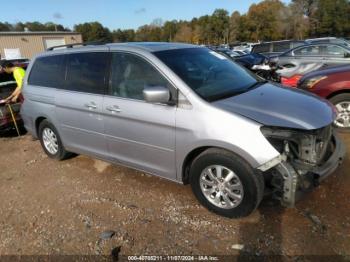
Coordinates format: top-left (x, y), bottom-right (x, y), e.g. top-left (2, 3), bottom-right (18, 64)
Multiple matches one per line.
top-left (1, 0), bottom-right (349, 44)
top-left (0, 21), bottom-right (70, 32)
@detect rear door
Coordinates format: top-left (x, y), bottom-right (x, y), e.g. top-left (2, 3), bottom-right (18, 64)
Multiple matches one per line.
top-left (293, 45), bottom-right (323, 64)
top-left (103, 52), bottom-right (177, 179)
top-left (55, 50), bottom-right (110, 157)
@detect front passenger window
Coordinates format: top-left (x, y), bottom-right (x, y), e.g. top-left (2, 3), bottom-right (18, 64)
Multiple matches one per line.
top-left (110, 53), bottom-right (173, 101)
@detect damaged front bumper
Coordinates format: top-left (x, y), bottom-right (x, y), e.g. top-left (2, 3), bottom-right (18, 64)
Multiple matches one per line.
top-left (259, 127), bottom-right (346, 207)
top-left (305, 134), bottom-right (345, 182)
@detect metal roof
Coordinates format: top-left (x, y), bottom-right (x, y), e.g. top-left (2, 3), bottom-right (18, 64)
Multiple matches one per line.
top-left (0, 31), bottom-right (81, 36)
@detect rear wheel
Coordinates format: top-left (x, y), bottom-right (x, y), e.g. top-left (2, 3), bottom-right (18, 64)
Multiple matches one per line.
top-left (330, 93), bottom-right (350, 131)
top-left (38, 120), bottom-right (70, 160)
top-left (189, 148), bottom-right (264, 218)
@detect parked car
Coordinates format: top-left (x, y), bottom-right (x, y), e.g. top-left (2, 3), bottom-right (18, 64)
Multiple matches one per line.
top-left (251, 40), bottom-right (306, 57)
top-left (306, 37), bottom-right (350, 48)
top-left (0, 59), bottom-right (28, 134)
top-left (213, 50), bottom-right (280, 82)
top-left (233, 52), bottom-right (268, 69)
top-left (215, 48), bottom-right (241, 58)
top-left (21, 42), bottom-right (345, 218)
top-left (0, 81), bottom-right (22, 134)
top-left (298, 64), bottom-right (350, 129)
top-left (234, 50), bottom-right (248, 56)
top-left (232, 42), bottom-right (257, 53)
top-left (273, 43), bottom-right (350, 87)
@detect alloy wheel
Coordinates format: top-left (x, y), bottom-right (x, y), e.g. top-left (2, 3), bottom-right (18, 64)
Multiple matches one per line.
top-left (42, 127), bottom-right (59, 155)
top-left (199, 165), bottom-right (244, 209)
top-left (334, 101), bottom-right (350, 128)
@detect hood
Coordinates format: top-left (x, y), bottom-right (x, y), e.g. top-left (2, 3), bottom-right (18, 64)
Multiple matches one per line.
top-left (212, 83), bottom-right (336, 130)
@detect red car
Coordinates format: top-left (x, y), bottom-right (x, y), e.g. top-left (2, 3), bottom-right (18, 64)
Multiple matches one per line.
top-left (298, 64), bottom-right (350, 129)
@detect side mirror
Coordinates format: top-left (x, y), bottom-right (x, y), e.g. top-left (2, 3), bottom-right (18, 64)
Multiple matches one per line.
top-left (344, 52), bottom-right (350, 58)
top-left (143, 86), bottom-right (171, 104)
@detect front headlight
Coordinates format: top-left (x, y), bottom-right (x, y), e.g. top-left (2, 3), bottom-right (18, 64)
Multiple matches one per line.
top-left (299, 76), bottom-right (328, 89)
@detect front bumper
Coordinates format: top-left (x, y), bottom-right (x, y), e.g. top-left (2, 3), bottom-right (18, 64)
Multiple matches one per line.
top-left (311, 134), bottom-right (346, 182)
top-left (271, 133), bottom-right (346, 207)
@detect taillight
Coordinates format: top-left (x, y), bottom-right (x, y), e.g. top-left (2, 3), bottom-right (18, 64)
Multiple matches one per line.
top-left (281, 75), bottom-right (303, 87)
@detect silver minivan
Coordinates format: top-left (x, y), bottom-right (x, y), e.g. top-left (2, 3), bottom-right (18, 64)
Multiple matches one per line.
top-left (21, 42), bottom-right (345, 218)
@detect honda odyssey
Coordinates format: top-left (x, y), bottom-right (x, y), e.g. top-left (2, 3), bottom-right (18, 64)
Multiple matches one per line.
top-left (21, 42), bottom-right (345, 218)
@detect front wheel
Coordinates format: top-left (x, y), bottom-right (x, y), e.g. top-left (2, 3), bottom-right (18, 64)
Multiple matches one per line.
top-left (330, 93), bottom-right (350, 131)
top-left (189, 149), bottom-right (264, 218)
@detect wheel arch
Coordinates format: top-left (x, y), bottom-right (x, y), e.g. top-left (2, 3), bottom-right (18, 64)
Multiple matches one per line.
top-left (326, 89), bottom-right (350, 100)
top-left (35, 115), bottom-right (57, 137)
top-left (35, 117), bottom-right (47, 137)
top-left (182, 146), bottom-right (211, 184)
top-left (181, 145), bottom-right (259, 185)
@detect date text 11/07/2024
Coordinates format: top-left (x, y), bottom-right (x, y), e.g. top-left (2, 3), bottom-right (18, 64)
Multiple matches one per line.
top-left (127, 255), bottom-right (220, 261)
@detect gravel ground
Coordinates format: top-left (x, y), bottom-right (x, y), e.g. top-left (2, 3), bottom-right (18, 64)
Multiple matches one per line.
top-left (0, 132), bottom-right (349, 260)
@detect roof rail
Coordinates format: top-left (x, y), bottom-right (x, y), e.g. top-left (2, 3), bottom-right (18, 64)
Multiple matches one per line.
top-left (47, 41), bottom-right (106, 51)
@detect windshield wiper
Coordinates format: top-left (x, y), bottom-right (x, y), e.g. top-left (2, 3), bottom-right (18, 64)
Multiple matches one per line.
top-left (247, 80), bottom-right (268, 90)
top-left (207, 80), bottom-right (268, 102)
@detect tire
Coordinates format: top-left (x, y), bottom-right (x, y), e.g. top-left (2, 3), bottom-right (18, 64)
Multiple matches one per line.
top-left (189, 148), bottom-right (264, 218)
top-left (330, 93), bottom-right (350, 131)
top-left (38, 120), bottom-right (70, 160)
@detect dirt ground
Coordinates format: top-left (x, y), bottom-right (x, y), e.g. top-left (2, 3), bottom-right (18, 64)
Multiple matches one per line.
top-left (0, 132), bottom-right (349, 260)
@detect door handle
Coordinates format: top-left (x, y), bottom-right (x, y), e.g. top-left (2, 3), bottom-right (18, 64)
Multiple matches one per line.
top-left (84, 102), bottom-right (97, 110)
top-left (106, 105), bottom-right (121, 113)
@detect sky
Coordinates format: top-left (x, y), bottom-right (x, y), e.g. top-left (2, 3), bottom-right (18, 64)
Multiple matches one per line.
top-left (1, 0), bottom-right (289, 30)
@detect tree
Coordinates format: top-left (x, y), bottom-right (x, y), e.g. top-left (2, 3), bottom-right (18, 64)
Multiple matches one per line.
top-left (24, 22), bottom-right (49, 31)
top-left (246, 0), bottom-right (287, 41)
top-left (196, 15), bottom-right (212, 44)
top-left (162, 20), bottom-right (178, 42)
top-left (0, 22), bottom-right (12, 31)
top-left (312, 0), bottom-right (350, 37)
top-left (292, 0), bottom-right (318, 17)
top-left (44, 22), bottom-right (70, 32)
top-left (2, 0), bottom-right (350, 43)
top-left (287, 1), bottom-right (310, 39)
top-left (13, 22), bottom-right (25, 31)
top-left (74, 22), bottom-right (112, 42)
top-left (210, 9), bottom-right (230, 44)
top-left (236, 15), bottom-right (252, 41)
top-left (174, 23), bottom-right (193, 43)
top-left (229, 11), bottom-right (241, 43)
top-left (112, 29), bottom-right (135, 42)
top-left (135, 25), bottom-right (162, 41)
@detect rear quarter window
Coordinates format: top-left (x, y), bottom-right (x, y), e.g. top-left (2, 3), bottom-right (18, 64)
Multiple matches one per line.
top-left (28, 55), bottom-right (65, 88)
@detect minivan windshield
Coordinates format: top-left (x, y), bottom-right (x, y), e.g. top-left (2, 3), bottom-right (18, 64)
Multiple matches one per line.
top-left (154, 48), bottom-right (261, 102)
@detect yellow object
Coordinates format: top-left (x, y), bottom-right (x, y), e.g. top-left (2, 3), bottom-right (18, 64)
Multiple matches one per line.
top-left (7, 104), bottom-right (20, 137)
top-left (13, 67), bottom-right (26, 89)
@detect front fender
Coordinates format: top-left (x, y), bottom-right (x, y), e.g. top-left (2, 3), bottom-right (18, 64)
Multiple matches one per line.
top-left (175, 104), bottom-right (280, 182)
